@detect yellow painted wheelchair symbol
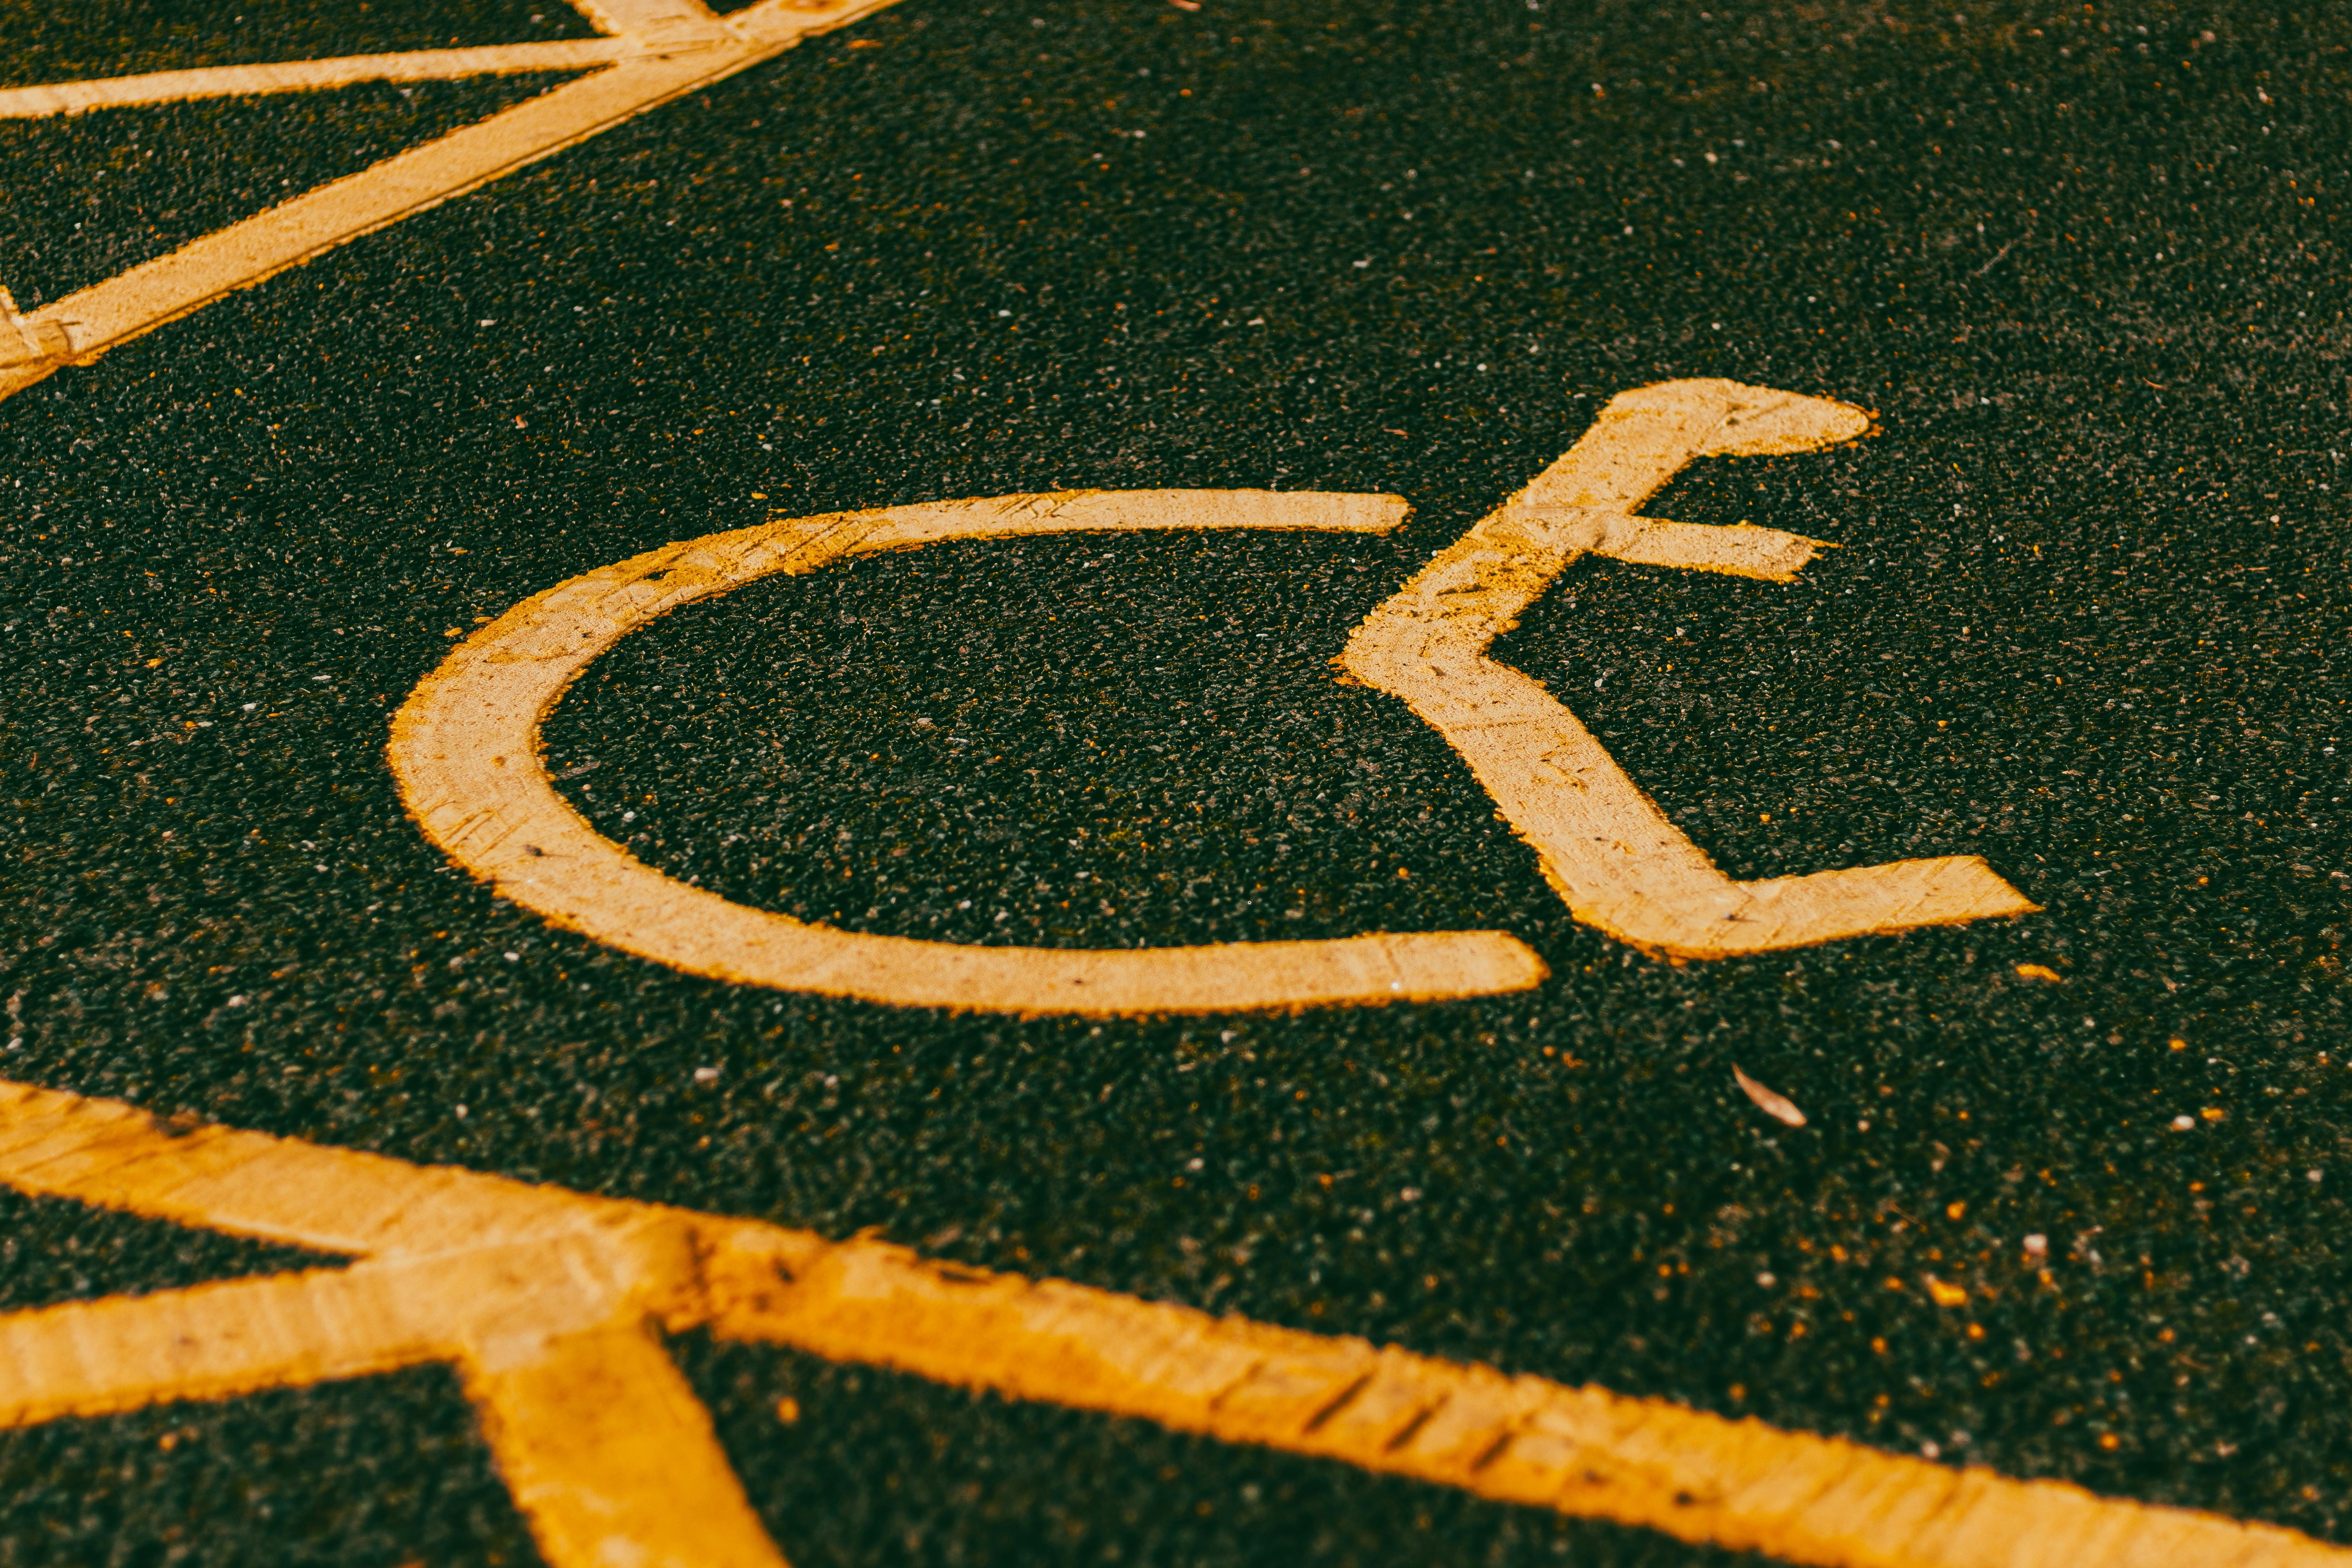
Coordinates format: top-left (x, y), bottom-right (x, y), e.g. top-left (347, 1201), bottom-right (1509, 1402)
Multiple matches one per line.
top-left (390, 379), bottom-right (2035, 1014)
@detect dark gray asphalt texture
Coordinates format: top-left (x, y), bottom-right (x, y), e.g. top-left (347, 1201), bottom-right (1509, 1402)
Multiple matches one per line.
top-left (3, 0), bottom-right (2349, 1562)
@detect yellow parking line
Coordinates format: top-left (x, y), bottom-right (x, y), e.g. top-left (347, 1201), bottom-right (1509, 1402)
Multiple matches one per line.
top-left (0, 0), bottom-right (903, 407)
top-left (470, 1319), bottom-right (789, 1568)
top-left (0, 1078), bottom-right (2337, 1568)
top-left (0, 41), bottom-right (634, 119)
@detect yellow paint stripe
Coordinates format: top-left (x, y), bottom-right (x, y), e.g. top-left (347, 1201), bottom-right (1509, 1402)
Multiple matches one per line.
top-left (0, 0), bottom-right (904, 408)
top-left (704, 1225), bottom-right (2343, 1568)
top-left (1341, 378), bottom-right (2038, 960)
top-left (388, 489), bottom-right (1546, 1014)
top-left (0, 1078), bottom-right (605, 1254)
top-left (465, 1321), bottom-right (789, 1568)
top-left (0, 41), bottom-right (632, 119)
top-left (1, 1078), bottom-right (2341, 1568)
top-left (0, 1266), bottom-right (437, 1426)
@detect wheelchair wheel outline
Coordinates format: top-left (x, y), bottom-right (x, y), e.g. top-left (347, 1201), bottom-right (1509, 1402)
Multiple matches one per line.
top-left (388, 487), bottom-right (1548, 1016)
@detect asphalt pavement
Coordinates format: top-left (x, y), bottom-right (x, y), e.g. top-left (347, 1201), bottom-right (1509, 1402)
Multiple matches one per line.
top-left (1, 0), bottom-right (2347, 1563)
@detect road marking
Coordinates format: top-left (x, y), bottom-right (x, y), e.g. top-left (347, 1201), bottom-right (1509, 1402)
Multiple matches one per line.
top-left (392, 382), bottom-right (2031, 1014)
top-left (0, 0), bottom-right (902, 403)
top-left (1345, 379), bottom-right (2038, 958)
top-left (1, 1078), bottom-right (2337, 1568)
top-left (0, 41), bottom-right (636, 119)
top-left (388, 488), bottom-right (1548, 1014)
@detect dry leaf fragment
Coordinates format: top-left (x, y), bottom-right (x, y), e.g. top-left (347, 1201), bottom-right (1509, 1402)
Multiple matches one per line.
top-left (1733, 1065), bottom-right (1806, 1127)
top-left (1924, 1276), bottom-right (1969, 1308)
top-left (2014, 962), bottom-right (2064, 982)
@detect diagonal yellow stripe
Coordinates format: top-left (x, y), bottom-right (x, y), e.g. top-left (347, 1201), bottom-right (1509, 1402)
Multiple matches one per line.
top-left (0, 41), bottom-right (634, 119)
top-left (699, 1223), bottom-right (2341, 1568)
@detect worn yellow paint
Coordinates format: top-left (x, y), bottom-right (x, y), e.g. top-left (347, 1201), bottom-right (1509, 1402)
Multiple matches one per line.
top-left (0, 0), bottom-right (903, 402)
top-left (387, 488), bottom-right (1548, 1014)
top-left (1, 1078), bottom-right (2338, 1568)
top-left (1343, 379), bottom-right (2038, 958)
top-left (0, 290), bottom-right (72, 369)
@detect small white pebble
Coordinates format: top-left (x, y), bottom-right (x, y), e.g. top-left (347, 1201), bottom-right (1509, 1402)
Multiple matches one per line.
top-left (2023, 1234), bottom-right (2048, 1257)
top-left (1756, 1272), bottom-right (1777, 1288)
top-left (2310, 1170), bottom-right (2325, 1183)
top-left (1399, 1187), bottom-right (1422, 1202)
top-left (226, 996), bottom-right (247, 1008)
top-left (505, 951), bottom-right (520, 962)
top-left (2172, 1114), bottom-right (2195, 1131)
top-left (454, 1104), bottom-right (468, 1118)
top-left (693, 1066), bottom-right (720, 1083)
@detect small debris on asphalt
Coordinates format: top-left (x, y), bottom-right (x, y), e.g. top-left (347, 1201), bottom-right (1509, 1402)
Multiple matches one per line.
top-left (1733, 1065), bottom-right (1806, 1127)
